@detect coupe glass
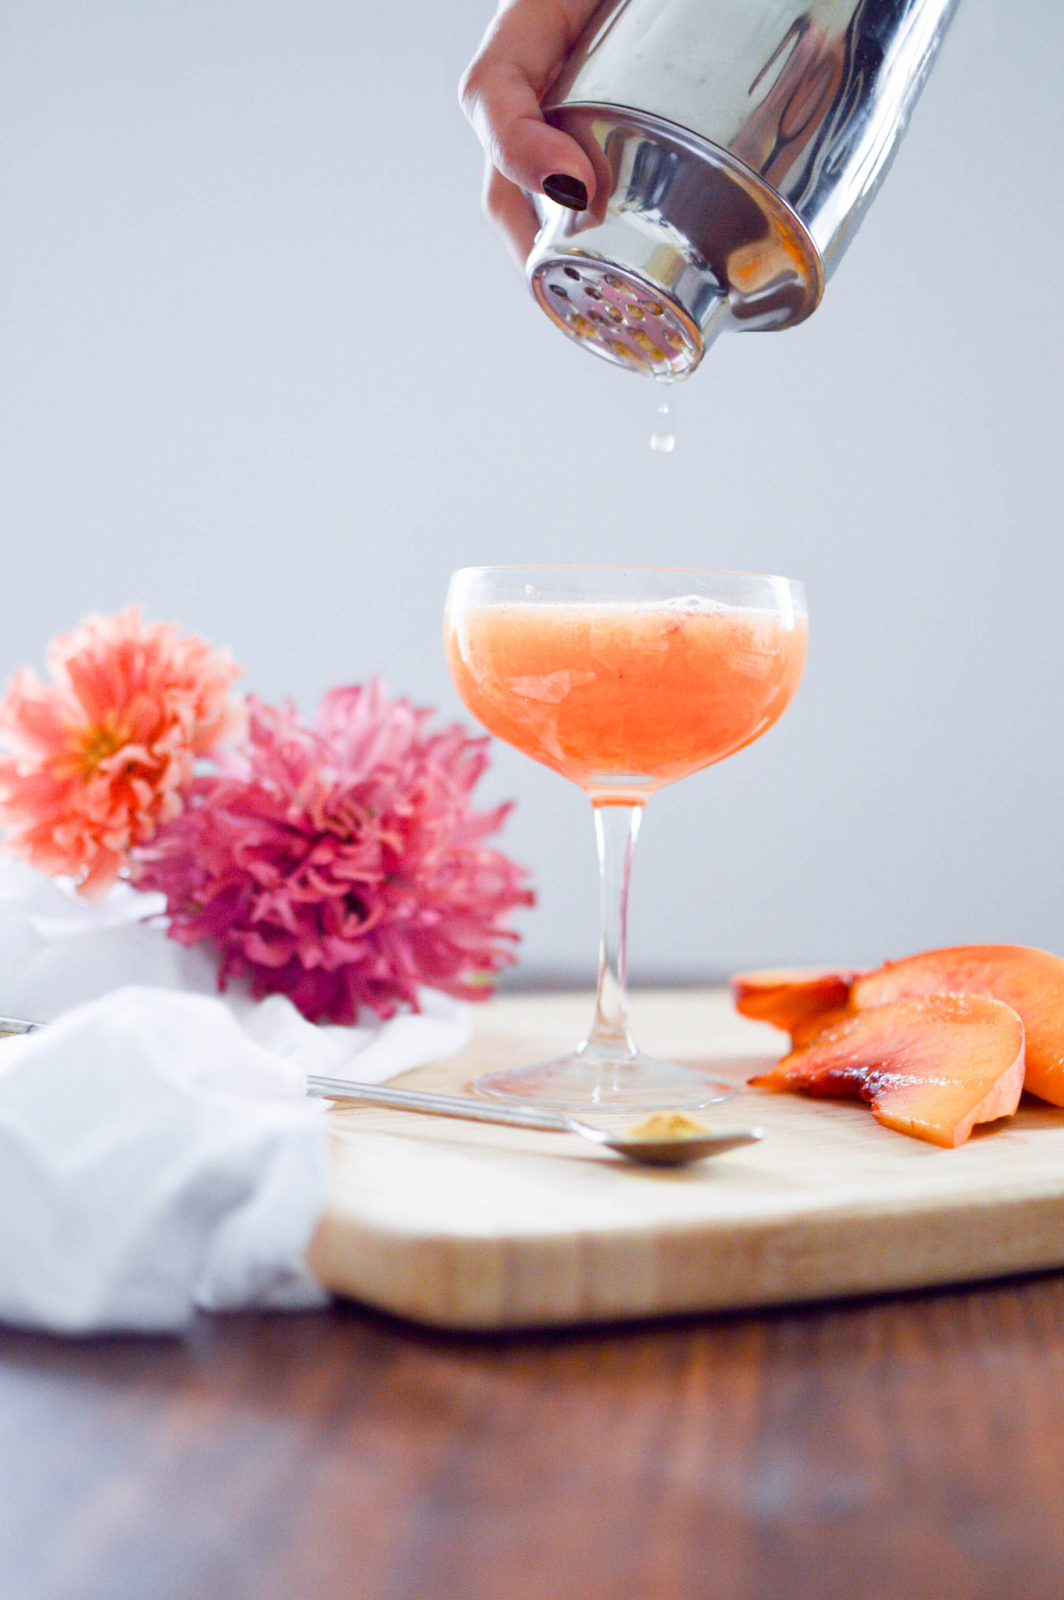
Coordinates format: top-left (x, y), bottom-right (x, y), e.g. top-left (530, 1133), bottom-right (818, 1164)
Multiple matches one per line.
top-left (445, 566), bottom-right (807, 1111)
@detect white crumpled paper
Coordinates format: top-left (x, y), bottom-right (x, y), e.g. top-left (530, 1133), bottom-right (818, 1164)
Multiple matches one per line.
top-left (0, 861), bottom-right (472, 1335)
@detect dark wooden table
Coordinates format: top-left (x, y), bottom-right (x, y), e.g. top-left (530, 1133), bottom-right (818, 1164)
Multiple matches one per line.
top-left (1, 1272), bottom-right (1063, 1600)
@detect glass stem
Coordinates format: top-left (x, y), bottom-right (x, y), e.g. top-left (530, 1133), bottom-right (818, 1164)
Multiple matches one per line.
top-left (583, 801), bottom-right (643, 1061)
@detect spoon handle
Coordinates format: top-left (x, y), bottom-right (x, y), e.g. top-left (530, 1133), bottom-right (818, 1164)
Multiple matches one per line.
top-left (0, 1020), bottom-right (568, 1135)
top-left (306, 1073), bottom-right (573, 1134)
top-left (0, 1017), bottom-right (37, 1037)
top-left (2, 1019), bottom-right (577, 1137)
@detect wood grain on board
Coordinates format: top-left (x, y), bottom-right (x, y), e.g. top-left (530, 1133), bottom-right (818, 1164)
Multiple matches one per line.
top-left (308, 990), bottom-right (1064, 1330)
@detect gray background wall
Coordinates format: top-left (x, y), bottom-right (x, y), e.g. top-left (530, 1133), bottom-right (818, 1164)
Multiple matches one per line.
top-left (1, 0), bottom-right (1061, 985)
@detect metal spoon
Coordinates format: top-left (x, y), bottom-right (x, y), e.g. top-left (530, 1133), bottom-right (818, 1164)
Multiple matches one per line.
top-left (307, 1073), bottom-right (763, 1167)
top-left (0, 1017), bottom-right (35, 1037)
top-left (0, 1017), bottom-right (762, 1167)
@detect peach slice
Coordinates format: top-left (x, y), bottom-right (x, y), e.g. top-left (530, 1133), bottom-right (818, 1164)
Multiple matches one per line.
top-left (732, 967), bottom-right (860, 1037)
top-left (851, 945), bottom-right (1064, 1107)
top-left (749, 993), bottom-right (1025, 1148)
top-left (787, 1003), bottom-right (855, 1049)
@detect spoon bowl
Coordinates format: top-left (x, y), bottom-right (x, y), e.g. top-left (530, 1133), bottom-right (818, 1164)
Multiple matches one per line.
top-left (590, 1123), bottom-right (764, 1166)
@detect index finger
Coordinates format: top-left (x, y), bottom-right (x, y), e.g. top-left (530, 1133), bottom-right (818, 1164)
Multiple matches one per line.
top-left (459, 0), bottom-right (601, 204)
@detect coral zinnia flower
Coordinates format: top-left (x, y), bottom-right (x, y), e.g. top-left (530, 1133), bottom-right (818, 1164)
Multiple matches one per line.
top-left (133, 684), bottom-right (534, 1024)
top-left (0, 607), bottom-right (243, 897)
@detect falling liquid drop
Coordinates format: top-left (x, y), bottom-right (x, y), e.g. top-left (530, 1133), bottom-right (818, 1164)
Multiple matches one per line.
top-left (650, 399), bottom-right (675, 454)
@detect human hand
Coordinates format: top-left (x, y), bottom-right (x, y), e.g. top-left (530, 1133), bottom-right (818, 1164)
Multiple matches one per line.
top-left (459, 0), bottom-right (602, 267)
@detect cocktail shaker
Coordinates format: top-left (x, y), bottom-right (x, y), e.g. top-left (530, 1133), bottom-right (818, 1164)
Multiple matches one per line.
top-left (528, 0), bottom-right (959, 380)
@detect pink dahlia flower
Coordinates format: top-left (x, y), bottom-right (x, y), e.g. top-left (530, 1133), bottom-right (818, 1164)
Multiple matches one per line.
top-left (134, 683), bottom-right (534, 1024)
top-left (0, 607), bottom-right (243, 897)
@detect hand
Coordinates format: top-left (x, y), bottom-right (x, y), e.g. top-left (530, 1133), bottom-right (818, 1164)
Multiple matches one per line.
top-left (459, 0), bottom-right (602, 267)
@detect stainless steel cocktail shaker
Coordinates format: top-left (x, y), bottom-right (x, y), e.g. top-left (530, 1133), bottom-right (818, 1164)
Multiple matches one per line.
top-left (528, 0), bottom-right (959, 380)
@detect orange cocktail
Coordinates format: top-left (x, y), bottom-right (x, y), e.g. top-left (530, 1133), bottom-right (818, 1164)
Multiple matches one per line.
top-left (444, 566), bottom-right (808, 1112)
top-left (446, 598), bottom-right (806, 803)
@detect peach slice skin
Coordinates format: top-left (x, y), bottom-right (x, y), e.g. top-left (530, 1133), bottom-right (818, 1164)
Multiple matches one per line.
top-left (749, 993), bottom-right (1025, 1148)
top-left (851, 945), bottom-right (1064, 1107)
top-left (731, 967), bottom-right (861, 1035)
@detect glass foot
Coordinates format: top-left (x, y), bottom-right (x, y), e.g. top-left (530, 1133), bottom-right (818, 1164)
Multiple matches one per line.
top-left (474, 1047), bottom-right (737, 1113)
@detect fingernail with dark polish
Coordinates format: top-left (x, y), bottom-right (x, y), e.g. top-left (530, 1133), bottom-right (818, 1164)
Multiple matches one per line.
top-left (542, 173), bottom-right (588, 211)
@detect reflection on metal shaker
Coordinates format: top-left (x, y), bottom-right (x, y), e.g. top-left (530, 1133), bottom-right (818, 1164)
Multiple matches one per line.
top-left (528, 0), bottom-right (960, 380)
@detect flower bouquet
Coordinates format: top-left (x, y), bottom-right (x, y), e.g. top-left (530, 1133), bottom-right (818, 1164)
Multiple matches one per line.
top-left (0, 607), bottom-right (533, 1024)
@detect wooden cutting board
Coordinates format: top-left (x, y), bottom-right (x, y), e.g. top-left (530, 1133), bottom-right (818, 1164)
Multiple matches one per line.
top-left (307, 989), bottom-right (1064, 1329)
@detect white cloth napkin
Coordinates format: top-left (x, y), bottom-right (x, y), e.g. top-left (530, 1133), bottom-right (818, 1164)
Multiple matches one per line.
top-left (0, 862), bottom-right (473, 1335)
top-left (0, 858), bottom-right (471, 1080)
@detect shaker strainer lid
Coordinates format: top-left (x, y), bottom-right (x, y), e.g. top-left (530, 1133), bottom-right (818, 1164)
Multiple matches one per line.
top-left (528, 257), bottom-right (702, 381)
